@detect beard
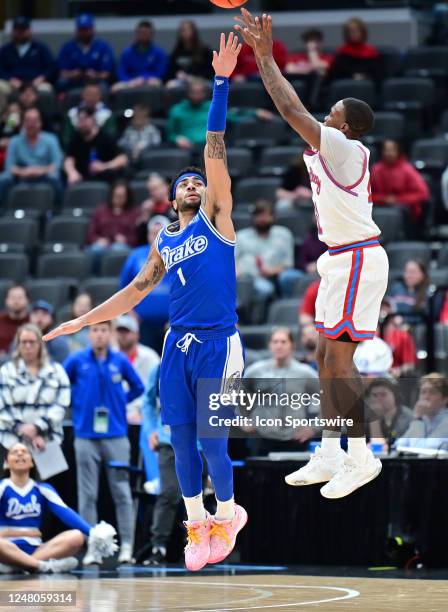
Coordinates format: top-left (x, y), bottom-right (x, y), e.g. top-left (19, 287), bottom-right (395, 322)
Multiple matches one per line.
top-left (177, 194), bottom-right (202, 212)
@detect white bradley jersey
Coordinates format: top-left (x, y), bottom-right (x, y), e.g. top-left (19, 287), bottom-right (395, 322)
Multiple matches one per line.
top-left (303, 124), bottom-right (380, 247)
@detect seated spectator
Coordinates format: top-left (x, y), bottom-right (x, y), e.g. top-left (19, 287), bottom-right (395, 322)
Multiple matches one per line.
top-left (232, 40), bottom-right (287, 81)
top-left (0, 442), bottom-right (116, 573)
top-left (0, 323), bottom-right (69, 452)
top-left (379, 307), bottom-right (417, 378)
top-left (64, 107), bottom-right (127, 184)
top-left (136, 174), bottom-right (174, 243)
top-left (366, 378), bottom-right (414, 449)
top-left (58, 14), bottom-right (115, 91)
top-left (165, 20), bottom-right (213, 87)
top-left (0, 285), bottom-right (29, 357)
top-left (0, 102), bottom-right (21, 169)
top-left (276, 155), bottom-right (312, 212)
top-left (114, 315), bottom-right (160, 423)
top-left (241, 327), bottom-right (320, 456)
top-left (118, 104), bottom-right (161, 165)
top-left (62, 83), bottom-right (115, 148)
top-left (30, 301), bottom-right (70, 364)
top-left (0, 107), bottom-right (63, 201)
top-left (299, 322), bottom-right (318, 370)
top-left (387, 259), bottom-right (429, 325)
top-left (329, 18), bottom-right (381, 82)
top-left (114, 21), bottom-right (168, 90)
top-left (371, 140), bottom-right (429, 223)
top-left (16, 84), bottom-right (53, 131)
top-left (67, 293), bottom-right (92, 354)
top-left (86, 179), bottom-right (139, 273)
top-left (167, 78), bottom-right (210, 150)
top-left (285, 28), bottom-right (333, 77)
top-left (0, 17), bottom-right (55, 114)
top-left (395, 373), bottom-right (448, 451)
top-left (236, 200), bottom-right (302, 302)
top-left (120, 216), bottom-right (170, 352)
top-left (299, 278), bottom-right (320, 325)
top-left (297, 216), bottom-right (326, 274)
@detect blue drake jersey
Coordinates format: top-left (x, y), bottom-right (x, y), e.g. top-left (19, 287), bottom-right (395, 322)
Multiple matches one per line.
top-left (156, 207), bottom-right (237, 329)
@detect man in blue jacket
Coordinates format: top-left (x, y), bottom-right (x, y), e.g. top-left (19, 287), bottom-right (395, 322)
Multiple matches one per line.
top-left (64, 321), bottom-right (144, 565)
top-left (114, 20), bottom-right (168, 90)
top-left (0, 17), bottom-right (55, 114)
top-left (57, 14), bottom-right (115, 91)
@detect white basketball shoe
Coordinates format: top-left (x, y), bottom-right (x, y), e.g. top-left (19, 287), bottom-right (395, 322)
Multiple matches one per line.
top-left (320, 450), bottom-right (382, 499)
top-left (285, 446), bottom-right (346, 487)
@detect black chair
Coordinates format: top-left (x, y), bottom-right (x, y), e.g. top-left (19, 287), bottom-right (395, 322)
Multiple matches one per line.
top-left (226, 148), bottom-right (253, 179)
top-left (82, 277), bottom-right (119, 304)
top-left (0, 253), bottom-right (28, 282)
top-left (40, 243), bottom-right (82, 254)
top-left (267, 298), bottom-right (301, 325)
top-left (44, 217), bottom-right (89, 248)
top-left (327, 79), bottom-right (377, 108)
top-left (111, 86), bottom-right (166, 116)
top-left (385, 242), bottom-right (431, 271)
top-left (136, 149), bottom-right (192, 178)
top-left (0, 218), bottom-right (38, 251)
top-left (435, 323), bottom-right (448, 372)
top-left (291, 273), bottom-right (319, 298)
top-left (37, 252), bottom-right (89, 281)
top-left (231, 118), bottom-right (286, 148)
top-left (437, 243), bottom-right (448, 268)
top-left (6, 184), bottom-right (55, 213)
top-left (234, 177), bottom-right (282, 203)
top-left (402, 47), bottom-right (448, 80)
top-left (276, 208), bottom-right (315, 241)
top-left (239, 325), bottom-right (273, 350)
top-left (0, 279), bottom-right (13, 305)
top-left (25, 279), bottom-right (73, 310)
top-left (258, 146), bottom-right (303, 176)
top-left (382, 78), bottom-right (435, 112)
top-left (236, 275), bottom-right (254, 323)
top-left (0, 243), bottom-right (25, 254)
top-left (63, 182), bottom-right (109, 210)
top-left (363, 112), bottom-right (405, 145)
top-left (232, 210), bottom-right (251, 231)
top-left (429, 268), bottom-right (448, 288)
top-left (130, 180), bottom-right (148, 206)
top-left (229, 82), bottom-right (270, 109)
top-left (100, 249), bottom-right (131, 277)
top-left (372, 207), bottom-right (405, 243)
top-left (411, 139), bottom-right (448, 172)
top-left (377, 46), bottom-right (402, 79)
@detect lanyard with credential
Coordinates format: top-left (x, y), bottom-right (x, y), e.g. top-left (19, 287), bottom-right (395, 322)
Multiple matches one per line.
top-left (93, 356), bottom-right (110, 434)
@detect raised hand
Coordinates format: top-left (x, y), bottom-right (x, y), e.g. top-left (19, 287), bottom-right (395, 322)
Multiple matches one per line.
top-left (234, 8), bottom-right (273, 59)
top-left (43, 317), bottom-right (86, 342)
top-left (212, 32), bottom-right (242, 78)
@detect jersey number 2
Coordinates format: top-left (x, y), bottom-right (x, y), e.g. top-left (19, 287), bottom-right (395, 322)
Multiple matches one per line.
top-left (177, 267), bottom-right (187, 286)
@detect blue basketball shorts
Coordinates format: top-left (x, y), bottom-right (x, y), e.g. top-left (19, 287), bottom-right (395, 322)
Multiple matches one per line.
top-left (159, 326), bottom-right (245, 427)
top-left (11, 538), bottom-right (39, 555)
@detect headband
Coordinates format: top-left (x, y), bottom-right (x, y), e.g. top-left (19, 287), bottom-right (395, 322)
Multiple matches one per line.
top-left (170, 172), bottom-right (207, 201)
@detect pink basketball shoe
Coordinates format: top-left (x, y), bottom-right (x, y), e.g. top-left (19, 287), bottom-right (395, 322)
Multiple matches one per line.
top-left (183, 514), bottom-right (211, 572)
top-left (208, 504), bottom-right (248, 564)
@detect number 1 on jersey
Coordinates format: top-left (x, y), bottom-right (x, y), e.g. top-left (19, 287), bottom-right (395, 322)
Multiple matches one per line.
top-left (177, 267), bottom-right (187, 286)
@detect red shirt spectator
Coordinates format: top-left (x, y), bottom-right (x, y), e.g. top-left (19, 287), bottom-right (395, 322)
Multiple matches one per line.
top-left (286, 29), bottom-right (333, 77)
top-left (233, 41), bottom-right (288, 81)
top-left (330, 18), bottom-right (381, 81)
top-left (299, 278), bottom-right (320, 324)
top-left (0, 286), bottom-right (29, 354)
top-left (87, 179), bottom-right (139, 247)
top-left (383, 326), bottom-right (417, 372)
top-left (371, 140), bottom-right (429, 221)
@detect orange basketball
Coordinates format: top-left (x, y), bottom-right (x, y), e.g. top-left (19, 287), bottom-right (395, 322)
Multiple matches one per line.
top-left (210, 0), bottom-right (248, 9)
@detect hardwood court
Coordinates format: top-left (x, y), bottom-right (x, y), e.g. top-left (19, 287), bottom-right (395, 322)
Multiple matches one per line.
top-left (1, 573), bottom-right (447, 611)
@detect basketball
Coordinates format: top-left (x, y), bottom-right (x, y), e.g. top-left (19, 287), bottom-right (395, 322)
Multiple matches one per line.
top-left (210, 0), bottom-right (248, 9)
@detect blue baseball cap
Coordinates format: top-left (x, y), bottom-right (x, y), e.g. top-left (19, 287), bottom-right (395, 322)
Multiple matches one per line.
top-left (76, 13), bottom-right (94, 29)
top-left (13, 17), bottom-right (31, 30)
top-left (31, 300), bottom-right (54, 316)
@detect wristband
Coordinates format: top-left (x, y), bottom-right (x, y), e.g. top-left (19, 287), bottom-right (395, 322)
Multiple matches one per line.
top-left (207, 76), bottom-right (229, 132)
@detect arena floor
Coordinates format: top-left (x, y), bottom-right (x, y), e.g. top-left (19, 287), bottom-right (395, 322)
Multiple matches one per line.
top-left (1, 565), bottom-right (447, 611)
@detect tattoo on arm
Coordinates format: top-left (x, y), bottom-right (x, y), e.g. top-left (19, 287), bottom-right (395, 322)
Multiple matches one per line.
top-left (133, 258), bottom-right (164, 292)
top-left (206, 132), bottom-right (228, 168)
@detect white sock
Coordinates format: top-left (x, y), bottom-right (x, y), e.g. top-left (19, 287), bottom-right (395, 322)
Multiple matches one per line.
top-left (215, 496), bottom-right (235, 521)
top-left (183, 493), bottom-right (206, 522)
top-left (38, 560), bottom-right (50, 573)
top-left (348, 437), bottom-right (368, 463)
top-left (152, 546), bottom-right (166, 557)
top-left (320, 431), bottom-right (341, 456)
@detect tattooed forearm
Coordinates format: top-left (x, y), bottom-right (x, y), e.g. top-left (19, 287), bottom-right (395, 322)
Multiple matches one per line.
top-left (133, 261), bottom-right (164, 292)
top-left (256, 55), bottom-right (308, 118)
top-left (206, 132), bottom-right (227, 166)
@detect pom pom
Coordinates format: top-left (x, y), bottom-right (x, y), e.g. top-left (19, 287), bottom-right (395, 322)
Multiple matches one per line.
top-left (88, 521), bottom-right (118, 560)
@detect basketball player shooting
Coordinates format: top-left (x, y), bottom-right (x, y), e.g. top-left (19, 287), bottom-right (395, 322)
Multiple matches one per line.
top-left (235, 10), bottom-right (389, 498)
top-left (43, 33), bottom-right (247, 571)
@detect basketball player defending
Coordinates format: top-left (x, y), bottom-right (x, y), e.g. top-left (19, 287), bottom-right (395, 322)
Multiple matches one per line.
top-left (43, 33), bottom-right (247, 570)
top-left (236, 11), bottom-right (389, 498)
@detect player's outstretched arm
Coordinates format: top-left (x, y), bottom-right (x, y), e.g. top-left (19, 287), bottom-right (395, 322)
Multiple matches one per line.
top-left (43, 246), bottom-right (165, 341)
top-left (203, 32), bottom-right (242, 240)
top-left (235, 9), bottom-right (321, 150)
